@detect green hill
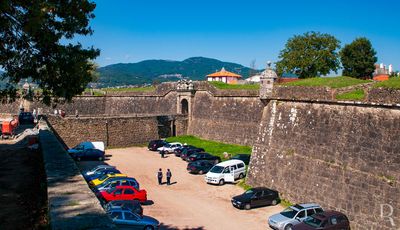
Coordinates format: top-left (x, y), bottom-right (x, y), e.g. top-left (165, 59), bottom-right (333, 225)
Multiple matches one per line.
top-left (97, 57), bottom-right (257, 87)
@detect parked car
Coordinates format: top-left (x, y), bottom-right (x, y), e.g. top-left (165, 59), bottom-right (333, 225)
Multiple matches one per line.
top-left (84, 165), bottom-right (116, 176)
top-left (105, 200), bottom-right (143, 216)
top-left (174, 145), bottom-right (204, 157)
top-left (157, 142), bottom-right (182, 154)
top-left (97, 185), bottom-right (147, 203)
top-left (293, 210), bottom-right (350, 230)
top-left (70, 148), bottom-right (105, 161)
top-left (230, 154), bottom-right (251, 165)
top-left (68, 141), bottom-right (105, 161)
top-left (205, 159), bottom-right (246, 185)
top-left (187, 160), bottom-right (215, 174)
top-left (231, 187), bottom-right (280, 210)
top-left (268, 203), bottom-right (324, 230)
top-left (180, 148), bottom-right (204, 161)
top-left (187, 152), bottom-right (221, 164)
top-left (108, 208), bottom-right (159, 229)
top-left (84, 168), bottom-right (121, 182)
top-left (18, 112), bottom-right (34, 124)
top-left (89, 173), bottom-right (127, 187)
top-left (148, 139), bottom-right (168, 151)
top-left (93, 177), bottom-right (140, 192)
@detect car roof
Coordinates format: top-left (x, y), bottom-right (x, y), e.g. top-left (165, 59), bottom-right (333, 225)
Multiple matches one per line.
top-left (251, 187), bottom-right (277, 192)
top-left (216, 159), bottom-right (244, 166)
top-left (114, 185), bottom-right (138, 190)
top-left (105, 177), bottom-right (137, 182)
top-left (292, 203), bottom-right (321, 210)
top-left (313, 210), bottom-right (346, 220)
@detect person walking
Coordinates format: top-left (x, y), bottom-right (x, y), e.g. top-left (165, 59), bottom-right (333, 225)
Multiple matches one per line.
top-left (166, 169), bottom-right (172, 185)
top-left (160, 150), bottom-right (165, 158)
top-left (157, 168), bottom-right (163, 185)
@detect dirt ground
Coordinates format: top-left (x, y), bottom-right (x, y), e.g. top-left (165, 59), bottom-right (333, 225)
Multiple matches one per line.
top-left (79, 147), bottom-right (283, 230)
top-left (0, 127), bottom-right (47, 230)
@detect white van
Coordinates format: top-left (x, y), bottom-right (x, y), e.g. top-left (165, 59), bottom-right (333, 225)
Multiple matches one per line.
top-left (205, 159), bottom-right (246, 185)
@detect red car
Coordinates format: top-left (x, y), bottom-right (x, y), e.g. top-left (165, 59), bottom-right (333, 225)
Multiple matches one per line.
top-left (97, 186), bottom-right (147, 203)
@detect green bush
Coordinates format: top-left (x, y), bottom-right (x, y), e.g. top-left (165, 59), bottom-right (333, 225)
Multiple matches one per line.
top-left (374, 77), bottom-right (400, 89)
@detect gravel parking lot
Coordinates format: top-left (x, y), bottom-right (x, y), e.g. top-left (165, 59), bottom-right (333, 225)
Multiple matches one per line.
top-left (79, 147), bottom-right (283, 230)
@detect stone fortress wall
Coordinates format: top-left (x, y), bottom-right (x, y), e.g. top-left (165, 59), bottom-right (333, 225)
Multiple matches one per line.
top-left (1, 81), bottom-right (399, 229)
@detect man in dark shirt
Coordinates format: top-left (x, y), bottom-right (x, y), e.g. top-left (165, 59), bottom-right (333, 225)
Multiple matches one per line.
top-left (166, 169), bottom-right (172, 185)
top-left (157, 168), bottom-right (163, 185)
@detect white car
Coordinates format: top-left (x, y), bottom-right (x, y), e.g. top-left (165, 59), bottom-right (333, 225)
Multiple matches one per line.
top-left (157, 142), bottom-right (182, 153)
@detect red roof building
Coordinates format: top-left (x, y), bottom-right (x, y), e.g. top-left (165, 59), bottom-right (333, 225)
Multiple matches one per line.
top-left (206, 67), bottom-right (242, 84)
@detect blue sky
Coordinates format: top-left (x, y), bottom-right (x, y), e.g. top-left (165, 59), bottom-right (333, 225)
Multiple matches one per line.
top-left (76, 0), bottom-right (400, 71)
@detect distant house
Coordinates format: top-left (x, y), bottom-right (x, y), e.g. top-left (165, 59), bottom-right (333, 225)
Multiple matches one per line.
top-left (373, 63), bottom-right (390, 81)
top-left (206, 67), bottom-right (242, 84)
top-left (278, 73), bottom-right (299, 83)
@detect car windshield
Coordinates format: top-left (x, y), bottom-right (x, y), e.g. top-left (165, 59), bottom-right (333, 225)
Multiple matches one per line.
top-left (209, 165), bottom-right (224, 173)
top-left (303, 216), bottom-right (323, 227)
top-left (107, 187), bottom-right (117, 193)
top-left (98, 174), bottom-right (109, 181)
top-left (281, 207), bottom-right (298, 219)
top-left (244, 189), bottom-right (255, 195)
top-left (164, 144), bottom-right (172, 148)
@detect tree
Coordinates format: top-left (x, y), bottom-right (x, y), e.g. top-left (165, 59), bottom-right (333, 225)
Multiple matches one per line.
top-left (0, 0), bottom-right (100, 104)
top-left (340, 38), bottom-right (377, 79)
top-left (276, 31), bottom-right (341, 78)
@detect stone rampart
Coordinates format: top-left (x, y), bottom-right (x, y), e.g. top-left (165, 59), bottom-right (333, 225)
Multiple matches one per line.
top-left (39, 120), bottom-right (116, 230)
top-left (188, 91), bottom-right (264, 146)
top-left (47, 115), bottom-right (160, 148)
top-left (247, 100), bottom-right (400, 229)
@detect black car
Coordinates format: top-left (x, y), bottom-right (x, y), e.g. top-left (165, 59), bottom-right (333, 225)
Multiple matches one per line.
top-left (230, 154), bottom-right (251, 165)
top-left (231, 187), bottom-right (280, 210)
top-left (175, 145), bottom-right (204, 157)
top-left (148, 139), bottom-right (168, 151)
top-left (180, 148), bottom-right (204, 161)
top-left (187, 152), bottom-right (221, 163)
top-left (105, 200), bottom-right (143, 216)
top-left (18, 112), bottom-right (34, 124)
top-left (84, 168), bottom-right (121, 182)
top-left (187, 160), bottom-right (215, 174)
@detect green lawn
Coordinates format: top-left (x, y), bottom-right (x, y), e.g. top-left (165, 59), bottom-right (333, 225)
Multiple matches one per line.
top-left (209, 81), bottom-right (260, 90)
top-left (102, 86), bottom-right (155, 92)
top-left (165, 135), bottom-right (252, 160)
top-left (335, 89), bottom-right (365, 101)
top-left (282, 76), bottom-right (371, 88)
top-left (374, 77), bottom-right (400, 89)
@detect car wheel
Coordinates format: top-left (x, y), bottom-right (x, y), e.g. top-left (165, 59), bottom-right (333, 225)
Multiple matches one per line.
top-left (271, 199), bottom-right (278, 205)
top-left (239, 173), bottom-right (244, 179)
top-left (199, 170), bottom-right (204, 174)
top-left (284, 224), bottom-right (293, 230)
top-left (143, 225), bottom-right (154, 230)
top-left (244, 203), bottom-right (251, 210)
top-left (218, 179), bottom-right (225, 185)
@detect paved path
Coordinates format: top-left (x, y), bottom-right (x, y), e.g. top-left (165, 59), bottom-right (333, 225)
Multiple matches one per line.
top-left (80, 147), bottom-right (283, 230)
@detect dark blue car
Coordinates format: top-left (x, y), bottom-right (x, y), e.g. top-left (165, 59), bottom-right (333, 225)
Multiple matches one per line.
top-left (84, 168), bottom-right (121, 182)
top-left (70, 148), bottom-right (105, 161)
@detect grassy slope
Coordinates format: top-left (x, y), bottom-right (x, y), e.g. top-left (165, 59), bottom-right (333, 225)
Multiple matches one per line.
top-left (335, 89), bottom-right (365, 100)
top-left (209, 81), bottom-right (260, 90)
top-left (103, 86), bottom-right (155, 92)
top-left (165, 135), bottom-right (251, 160)
top-left (374, 77), bottom-right (400, 89)
top-left (282, 76), bottom-right (371, 88)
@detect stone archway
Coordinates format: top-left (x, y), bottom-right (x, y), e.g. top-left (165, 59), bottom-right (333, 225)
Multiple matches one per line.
top-left (181, 99), bottom-right (189, 114)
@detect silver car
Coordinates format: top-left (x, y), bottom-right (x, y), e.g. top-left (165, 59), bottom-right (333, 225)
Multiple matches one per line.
top-left (268, 203), bottom-right (323, 230)
top-left (108, 208), bottom-right (159, 230)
